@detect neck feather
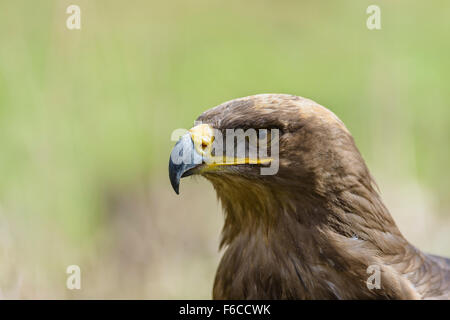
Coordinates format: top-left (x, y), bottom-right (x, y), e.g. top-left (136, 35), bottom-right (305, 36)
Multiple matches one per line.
top-left (210, 175), bottom-right (424, 299)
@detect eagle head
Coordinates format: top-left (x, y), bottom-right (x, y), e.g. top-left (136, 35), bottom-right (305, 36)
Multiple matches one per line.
top-left (169, 94), bottom-right (371, 202)
top-left (167, 94), bottom-right (449, 300)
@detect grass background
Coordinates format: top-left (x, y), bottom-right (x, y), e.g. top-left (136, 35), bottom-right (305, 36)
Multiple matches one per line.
top-left (0, 0), bottom-right (449, 298)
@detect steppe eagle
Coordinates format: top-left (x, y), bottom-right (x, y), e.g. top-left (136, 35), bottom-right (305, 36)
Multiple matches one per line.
top-left (169, 94), bottom-right (450, 299)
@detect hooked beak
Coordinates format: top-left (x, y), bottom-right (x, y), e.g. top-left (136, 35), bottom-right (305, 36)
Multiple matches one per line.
top-left (169, 124), bottom-right (274, 194)
top-left (168, 133), bottom-right (202, 194)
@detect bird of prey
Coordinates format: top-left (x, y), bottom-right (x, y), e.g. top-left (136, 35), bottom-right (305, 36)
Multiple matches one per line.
top-left (168, 94), bottom-right (450, 299)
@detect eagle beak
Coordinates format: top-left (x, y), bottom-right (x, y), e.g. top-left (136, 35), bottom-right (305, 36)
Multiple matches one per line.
top-left (169, 124), bottom-right (217, 194)
top-left (168, 132), bottom-right (203, 194)
top-left (169, 123), bottom-right (274, 194)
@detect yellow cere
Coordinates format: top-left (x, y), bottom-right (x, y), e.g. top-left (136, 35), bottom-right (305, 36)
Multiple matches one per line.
top-left (189, 124), bottom-right (214, 156)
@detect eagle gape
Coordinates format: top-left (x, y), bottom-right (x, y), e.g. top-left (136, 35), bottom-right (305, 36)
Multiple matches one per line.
top-left (168, 94), bottom-right (450, 299)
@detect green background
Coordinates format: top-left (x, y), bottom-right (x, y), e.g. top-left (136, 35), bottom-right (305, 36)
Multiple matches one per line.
top-left (0, 0), bottom-right (449, 298)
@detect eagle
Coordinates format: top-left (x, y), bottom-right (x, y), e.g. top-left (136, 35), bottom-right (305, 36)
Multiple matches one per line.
top-left (168, 94), bottom-right (450, 299)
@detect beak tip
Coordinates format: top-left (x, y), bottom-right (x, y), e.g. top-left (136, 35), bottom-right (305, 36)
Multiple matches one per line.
top-left (169, 170), bottom-right (180, 195)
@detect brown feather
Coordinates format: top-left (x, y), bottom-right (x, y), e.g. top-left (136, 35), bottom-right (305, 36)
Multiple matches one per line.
top-left (194, 94), bottom-right (449, 299)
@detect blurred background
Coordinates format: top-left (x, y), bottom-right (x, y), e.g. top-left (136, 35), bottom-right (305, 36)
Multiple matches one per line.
top-left (0, 0), bottom-right (449, 298)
